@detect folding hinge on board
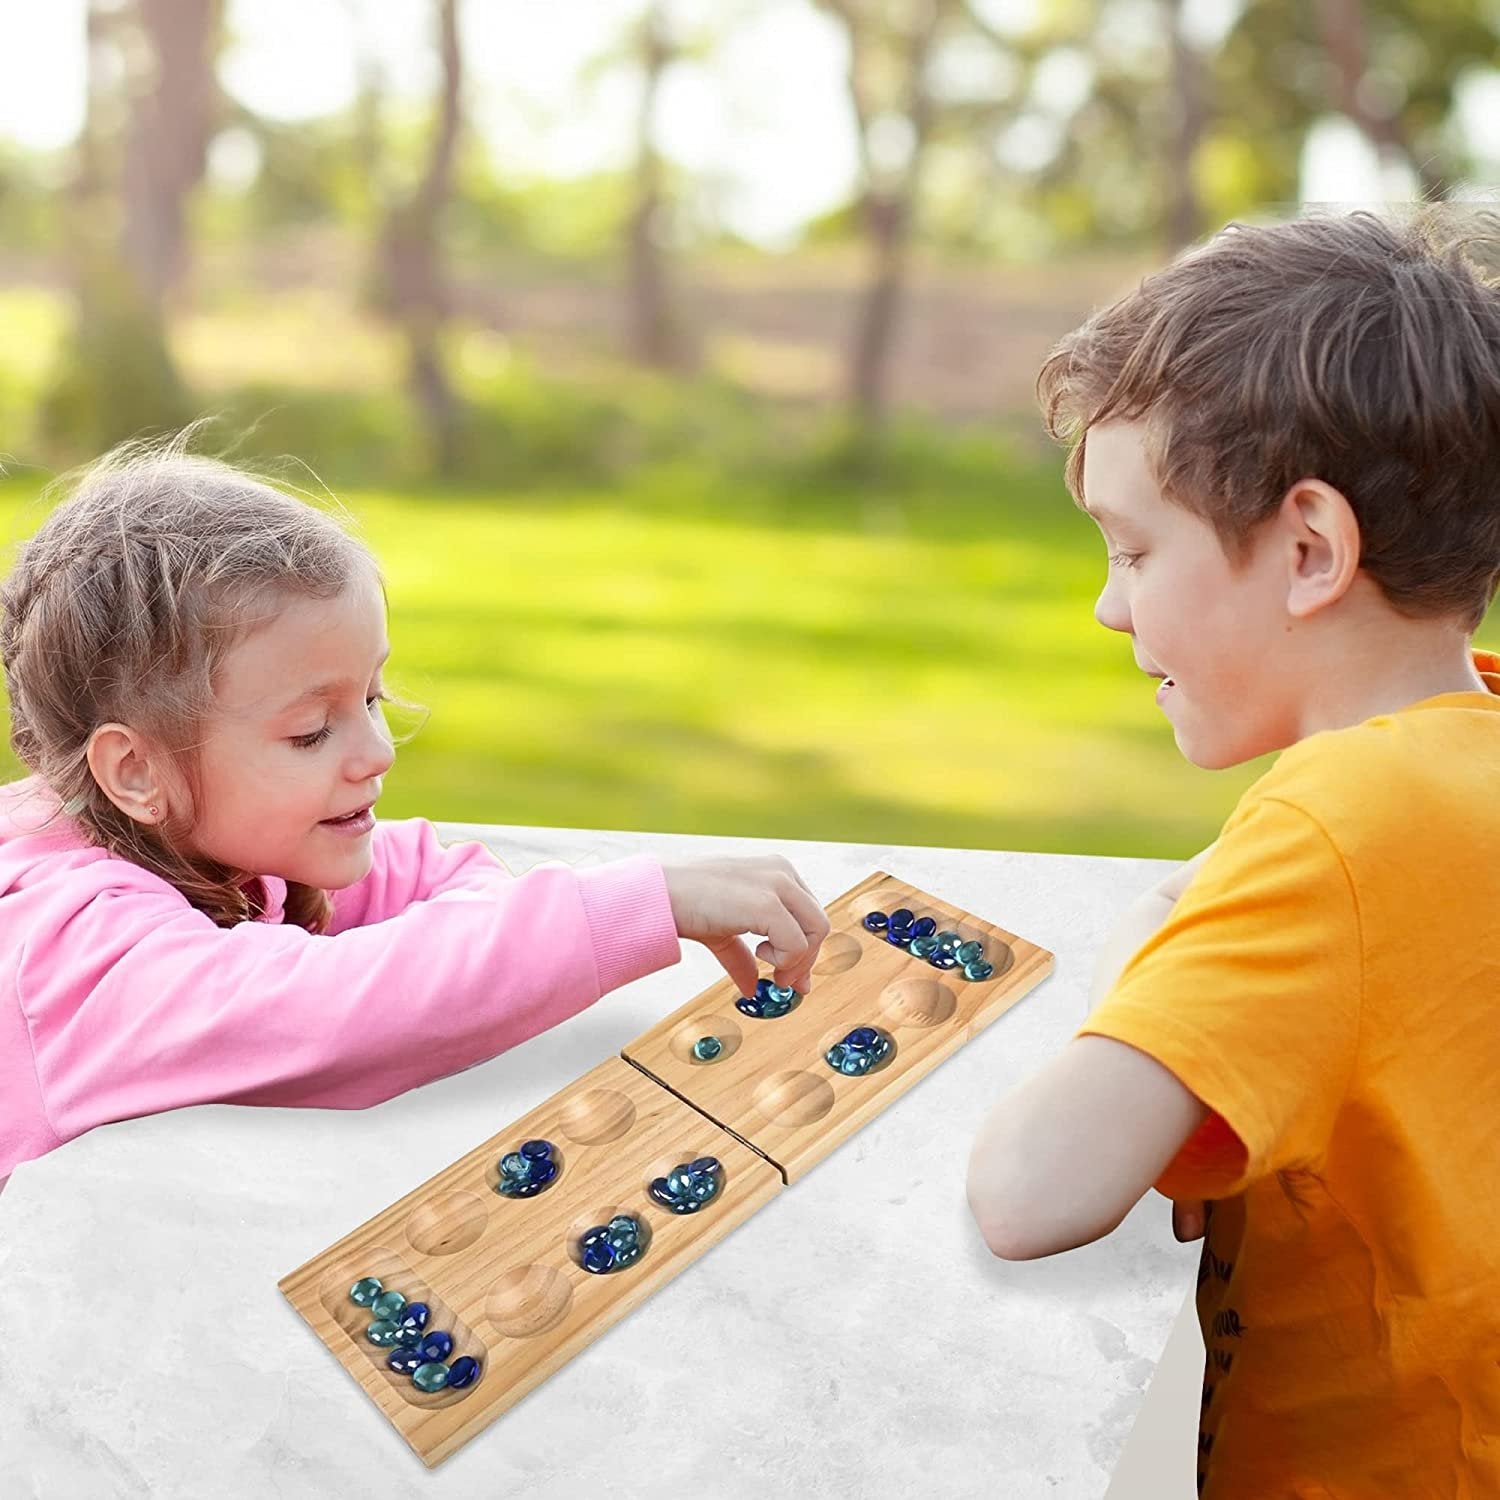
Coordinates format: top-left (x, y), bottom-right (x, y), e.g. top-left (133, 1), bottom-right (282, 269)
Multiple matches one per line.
top-left (619, 1050), bottom-right (789, 1183)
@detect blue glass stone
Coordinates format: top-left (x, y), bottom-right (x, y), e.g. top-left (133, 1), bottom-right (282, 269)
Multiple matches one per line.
top-left (963, 958), bottom-right (995, 981)
top-left (911, 916), bottom-right (937, 938)
top-left (863, 910), bottom-right (889, 931)
top-left (371, 1289), bottom-right (407, 1321)
top-left (418, 1330), bottom-right (454, 1363)
top-left (349, 1277), bottom-right (383, 1308)
top-left (692, 1035), bottom-right (723, 1062)
top-left (825, 1026), bottom-right (892, 1076)
top-left (580, 1231), bottom-right (616, 1274)
top-left (498, 1138), bottom-right (559, 1197)
top-left (366, 1319), bottom-right (402, 1347)
top-left (909, 935), bottom-right (939, 959)
top-left (447, 1355), bottom-right (482, 1390)
top-left (651, 1157), bottom-right (722, 1213)
top-left (889, 908), bottom-right (914, 930)
top-left (934, 930), bottom-right (961, 955)
top-left (956, 940), bottom-right (985, 965)
top-left (884, 928), bottom-right (910, 947)
top-left (736, 984), bottom-right (800, 1019)
top-left (399, 1301), bottom-right (431, 1336)
top-left (928, 951), bottom-right (959, 970)
top-left (387, 1345), bottom-right (424, 1376)
top-left (413, 1361), bottom-right (450, 1393)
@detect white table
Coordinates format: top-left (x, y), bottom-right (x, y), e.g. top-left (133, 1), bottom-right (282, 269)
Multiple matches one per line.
top-left (0, 824), bottom-right (1201, 1498)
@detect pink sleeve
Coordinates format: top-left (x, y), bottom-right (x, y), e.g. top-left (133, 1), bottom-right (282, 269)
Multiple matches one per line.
top-left (18, 852), bottom-right (680, 1147)
top-left (325, 817), bottom-right (516, 933)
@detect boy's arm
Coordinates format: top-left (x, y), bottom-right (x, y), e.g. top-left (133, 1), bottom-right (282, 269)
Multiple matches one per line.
top-left (966, 854), bottom-right (1215, 1261)
top-left (966, 1032), bottom-right (1209, 1260)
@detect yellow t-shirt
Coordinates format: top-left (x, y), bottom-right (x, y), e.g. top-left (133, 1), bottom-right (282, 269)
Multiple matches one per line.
top-left (1078, 649), bottom-right (1500, 1499)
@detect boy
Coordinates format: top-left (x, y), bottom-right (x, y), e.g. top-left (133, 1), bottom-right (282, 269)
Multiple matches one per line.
top-left (966, 209), bottom-right (1500, 1497)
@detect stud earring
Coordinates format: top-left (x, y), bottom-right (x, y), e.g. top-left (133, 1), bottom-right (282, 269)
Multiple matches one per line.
top-left (148, 804), bottom-right (159, 820)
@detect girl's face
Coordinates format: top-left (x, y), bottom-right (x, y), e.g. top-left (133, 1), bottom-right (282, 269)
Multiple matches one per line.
top-left (185, 572), bottom-right (396, 889)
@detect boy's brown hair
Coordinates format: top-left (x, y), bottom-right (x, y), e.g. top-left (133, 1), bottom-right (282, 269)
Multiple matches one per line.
top-left (1036, 207), bottom-right (1500, 633)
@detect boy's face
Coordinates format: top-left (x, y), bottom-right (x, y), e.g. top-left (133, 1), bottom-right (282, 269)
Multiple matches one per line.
top-left (1079, 420), bottom-right (1300, 770)
top-left (181, 570), bottom-right (396, 890)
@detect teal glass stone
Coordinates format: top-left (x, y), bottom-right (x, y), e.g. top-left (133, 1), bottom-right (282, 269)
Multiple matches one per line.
top-left (581, 1213), bottom-right (648, 1272)
top-left (649, 1156), bottom-right (723, 1213)
top-left (934, 930), bottom-right (961, 955)
top-left (736, 976), bottom-right (801, 1019)
top-left (366, 1319), bottom-right (402, 1347)
top-left (497, 1138), bottom-right (559, 1198)
top-left (956, 940), bottom-right (985, 965)
top-left (413, 1361), bottom-right (451, 1393)
top-left (909, 935), bottom-right (939, 959)
top-left (824, 1025), bottom-right (893, 1076)
top-left (692, 1035), bottom-right (723, 1062)
top-left (962, 958), bottom-right (995, 981)
top-left (371, 1289), bottom-right (407, 1321)
top-left (349, 1277), bottom-right (383, 1308)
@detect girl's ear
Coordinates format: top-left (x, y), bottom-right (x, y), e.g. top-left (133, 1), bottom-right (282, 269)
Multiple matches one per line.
top-left (86, 722), bottom-right (167, 825)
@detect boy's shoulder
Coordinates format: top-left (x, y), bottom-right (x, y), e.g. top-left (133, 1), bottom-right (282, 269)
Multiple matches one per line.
top-left (1226, 696), bottom-right (1495, 862)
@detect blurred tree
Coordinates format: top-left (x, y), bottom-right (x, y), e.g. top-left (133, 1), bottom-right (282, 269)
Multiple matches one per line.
top-left (626, 2), bottom-right (691, 370)
top-left (816, 0), bottom-right (966, 436)
top-left (1163, 0), bottom-right (1210, 250)
top-left (43, 0), bottom-right (222, 454)
top-left (375, 0), bottom-right (465, 475)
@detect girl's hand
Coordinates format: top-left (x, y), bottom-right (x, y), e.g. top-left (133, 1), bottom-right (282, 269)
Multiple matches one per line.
top-left (660, 856), bottom-right (831, 998)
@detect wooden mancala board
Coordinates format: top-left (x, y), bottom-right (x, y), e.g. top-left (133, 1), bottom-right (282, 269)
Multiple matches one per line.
top-left (279, 870), bottom-right (1054, 1467)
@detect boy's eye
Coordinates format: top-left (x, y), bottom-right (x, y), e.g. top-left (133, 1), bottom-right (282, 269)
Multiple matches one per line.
top-left (289, 691), bottom-right (390, 750)
top-left (1108, 549), bottom-right (1143, 569)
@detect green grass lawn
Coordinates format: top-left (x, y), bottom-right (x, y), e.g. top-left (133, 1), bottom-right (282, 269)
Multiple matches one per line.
top-left (0, 461), bottom-right (1277, 860)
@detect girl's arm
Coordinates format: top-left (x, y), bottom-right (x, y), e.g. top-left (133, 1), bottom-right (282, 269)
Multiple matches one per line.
top-left (19, 854), bottom-right (681, 1151)
top-left (325, 818), bottom-right (517, 933)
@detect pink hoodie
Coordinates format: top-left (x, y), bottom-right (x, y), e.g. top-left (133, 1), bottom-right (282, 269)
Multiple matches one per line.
top-left (0, 777), bottom-right (681, 1179)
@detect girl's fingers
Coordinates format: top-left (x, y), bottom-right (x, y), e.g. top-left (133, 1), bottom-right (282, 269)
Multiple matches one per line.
top-left (702, 933), bottom-right (760, 998)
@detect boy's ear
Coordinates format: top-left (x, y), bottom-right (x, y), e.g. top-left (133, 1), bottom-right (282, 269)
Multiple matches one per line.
top-left (86, 722), bottom-right (168, 825)
top-left (1282, 478), bottom-right (1362, 620)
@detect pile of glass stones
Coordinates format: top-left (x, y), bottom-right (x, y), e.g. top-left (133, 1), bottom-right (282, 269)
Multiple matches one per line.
top-left (825, 1025), bottom-right (894, 1076)
top-left (578, 1214), bottom-right (648, 1274)
top-left (349, 1277), bottom-right (482, 1393)
top-left (863, 908), bottom-right (995, 981)
top-left (648, 1156), bottom-right (724, 1214)
top-left (736, 976), bottom-right (801, 1018)
top-left (495, 1137), bottom-right (559, 1198)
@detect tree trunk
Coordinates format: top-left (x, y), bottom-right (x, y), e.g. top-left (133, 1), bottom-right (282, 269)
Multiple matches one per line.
top-left (627, 3), bottom-right (687, 369)
top-left (381, 0), bottom-right (464, 474)
top-left (1163, 0), bottom-right (1208, 253)
top-left (1315, 0), bottom-right (1445, 199)
top-left (125, 0), bottom-right (222, 307)
top-left (845, 3), bottom-right (947, 436)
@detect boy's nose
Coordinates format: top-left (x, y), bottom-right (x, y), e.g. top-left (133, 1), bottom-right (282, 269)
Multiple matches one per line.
top-left (1094, 580), bottom-right (1131, 635)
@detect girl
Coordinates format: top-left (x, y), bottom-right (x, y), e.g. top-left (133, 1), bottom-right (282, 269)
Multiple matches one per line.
top-left (0, 437), bottom-right (828, 1188)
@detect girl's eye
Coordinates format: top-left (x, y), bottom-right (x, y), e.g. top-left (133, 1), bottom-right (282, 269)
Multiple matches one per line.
top-left (289, 691), bottom-right (390, 750)
top-left (1108, 549), bottom-right (1143, 569)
